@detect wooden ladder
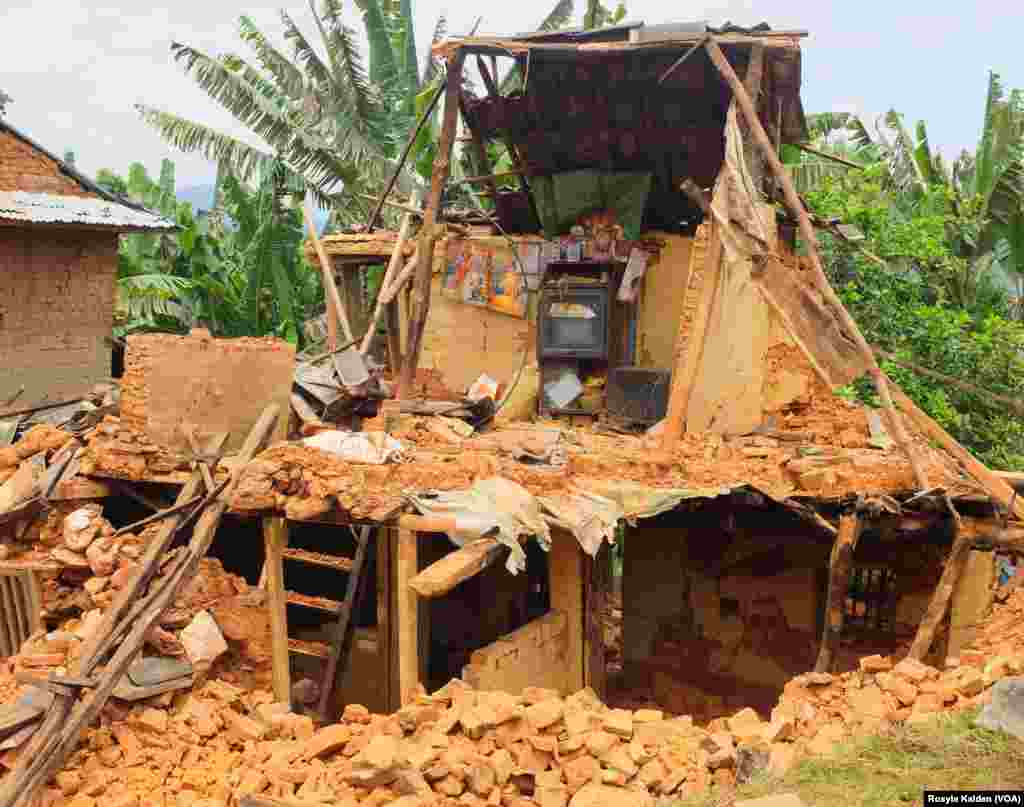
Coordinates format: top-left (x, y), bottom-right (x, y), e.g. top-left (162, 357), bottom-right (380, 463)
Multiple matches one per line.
top-left (261, 518), bottom-right (373, 721)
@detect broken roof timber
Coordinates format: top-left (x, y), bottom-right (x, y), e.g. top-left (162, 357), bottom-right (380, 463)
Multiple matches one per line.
top-left (433, 31), bottom-right (807, 58)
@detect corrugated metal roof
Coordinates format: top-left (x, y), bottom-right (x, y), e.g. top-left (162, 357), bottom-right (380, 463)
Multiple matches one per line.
top-left (0, 191), bottom-right (176, 231)
top-left (0, 118), bottom-right (178, 231)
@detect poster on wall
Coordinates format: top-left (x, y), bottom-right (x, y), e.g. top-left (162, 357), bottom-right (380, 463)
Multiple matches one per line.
top-left (442, 239), bottom-right (531, 319)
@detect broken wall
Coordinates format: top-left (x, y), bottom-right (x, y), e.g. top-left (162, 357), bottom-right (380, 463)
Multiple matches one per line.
top-left (120, 330), bottom-right (295, 454)
top-left (0, 229), bottom-right (118, 403)
top-left (461, 610), bottom-right (569, 694)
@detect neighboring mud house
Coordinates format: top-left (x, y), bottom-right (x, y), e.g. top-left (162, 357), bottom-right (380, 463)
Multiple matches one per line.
top-left (0, 119), bottom-right (174, 404)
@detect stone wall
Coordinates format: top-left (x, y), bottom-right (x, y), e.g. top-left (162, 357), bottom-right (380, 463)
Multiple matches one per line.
top-left (0, 229), bottom-right (118, 403)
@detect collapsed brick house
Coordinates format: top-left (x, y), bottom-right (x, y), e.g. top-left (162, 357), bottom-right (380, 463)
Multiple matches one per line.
top-left (2, 20), bottom-right (1024, 744)
top-left (0, 119), bottom-right (175, 404)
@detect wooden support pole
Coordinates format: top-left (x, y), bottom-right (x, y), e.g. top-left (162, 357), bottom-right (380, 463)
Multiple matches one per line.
top-left (361, 190), bottom-right (423, 356)
top-left (909, 522), bottom-right (970, 661)
top-left (396, 529), bottom-right (419, 706)
top-left (795, 142), bottom-right (866, 170)
top-left (704, 36), bottom-right (930, 492)
top-left (385, 299), bottom-right (403, 375)
top-left (262, 516), bottom-right (291, 704)
top-left (304, 198), bottom-right (355, 346)
top-left (398, 48), bottom-right (467, 398)
top-left (814, 509), bottom-right (862, 673)
top-left (378, 246), bottom-right (421, 305)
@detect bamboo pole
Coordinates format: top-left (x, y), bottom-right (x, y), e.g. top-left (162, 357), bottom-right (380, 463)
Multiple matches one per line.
top-left (703, 36), bottom-right (930, 492)
top-left (360, 190), bottom-right (423, 356)
top-left (398, 48), bottom-right (467, 397)
top-left (304, 199), bottom-right (355, 346)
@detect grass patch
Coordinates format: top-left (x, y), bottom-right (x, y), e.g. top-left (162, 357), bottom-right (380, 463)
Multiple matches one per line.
top-left (671, 708), bottom-right (1024, 807)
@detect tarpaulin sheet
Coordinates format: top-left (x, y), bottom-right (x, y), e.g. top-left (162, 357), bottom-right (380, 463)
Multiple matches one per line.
top-left (531, 170), bottom-right (652, 240)
top-left (406, 477), bottom-right (551, 575)
top-left (540, 480), bottom-right (735, 556)
top-left (408, 474), bottom-right (741, 563)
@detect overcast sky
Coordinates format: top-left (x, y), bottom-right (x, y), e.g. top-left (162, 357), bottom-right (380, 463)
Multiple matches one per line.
top-left (2, 0), bottom-right (1021, 189)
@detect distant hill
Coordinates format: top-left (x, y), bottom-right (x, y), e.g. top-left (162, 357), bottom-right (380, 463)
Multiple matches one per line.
top-left (176, 183), bottom-right (330, 234)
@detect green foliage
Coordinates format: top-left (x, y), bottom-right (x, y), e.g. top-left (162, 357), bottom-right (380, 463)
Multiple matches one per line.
top-left (108, 159), bottom-right (323, 347)
top-left (805, 164), bottom-right (1024, 469)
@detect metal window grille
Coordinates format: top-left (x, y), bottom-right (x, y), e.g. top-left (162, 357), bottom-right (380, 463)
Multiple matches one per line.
top-left (844, 566), bottom-right (898, 633)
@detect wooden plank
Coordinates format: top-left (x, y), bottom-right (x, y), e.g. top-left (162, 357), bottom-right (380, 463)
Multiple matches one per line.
top-left (398, 49), bottom-right (467, 397)
top-left (548, 529), bottom-right (584, 694)
top-left (909, 524), bottom-right (970, 662)
top-left (396, 529), bottom-right (419, 705)
top-left (289, 393), bottom-right (321, 427)
top-left (262, 516), bottom-right (291, 704)
top-left (660, 220), bottom-right (722, 448)
top-left (408, 538), bottom-right (505, 598)
top-left (814, 511), bottom-right (862, 673)
top-left (5, 576), bottom-right (28, 646)
top-left (0, 706), bottom-right (42, 739)
top-left (48, 477), bottom-right (112, 501)
top-left (0, 578), bottom-right (15, 657)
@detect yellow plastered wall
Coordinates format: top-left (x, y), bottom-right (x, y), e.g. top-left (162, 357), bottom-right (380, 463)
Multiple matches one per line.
top-left (635, 233), bottom-right (693, 370)
top-left (418, 232), bottom-right (696, 407)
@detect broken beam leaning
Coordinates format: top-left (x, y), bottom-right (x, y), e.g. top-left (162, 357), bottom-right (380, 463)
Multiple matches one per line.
top-left (703, 36), bottom-right (930, 493)
top-left (814, 508), bottom-right (862, 673)
top-left (408, 537), bottom-right (505, 598)
top-left (908, 513), bottom-right (969, 661)
top-left (398, 47), bottom-right (467, 398)
top-left (0, 406), bottom-right (280, 807)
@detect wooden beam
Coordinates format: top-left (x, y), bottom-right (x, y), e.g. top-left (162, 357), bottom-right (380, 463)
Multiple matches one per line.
top-left (396, 529), bottom-right (419, 705)
top-left (909, 522), bottom-right (970, 661)
top-left (887, 381), bottom-right (1024, 521)
top-left (794, 143), bottom-right (866, 170)
top-left (875, 347), bottom-right (1024, 417)
top-left (704, 36), bottom-right (930, 492)
top-left (657, 36), bottom-right (708, 84)
top-left (356, 193), bottom-right (423, 218)
top-left (814, 510), bottom-right (862, 673)
top-left (262, 516), bottom-right (291, 704)
top-left (398, 49), bottom-right (466, 398)
top-left (585, 543), bottom-right (612, 700)
top-left (408, 537), bottom-right (504, 598)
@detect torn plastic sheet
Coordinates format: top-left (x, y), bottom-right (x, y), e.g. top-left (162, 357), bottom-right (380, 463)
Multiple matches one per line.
top-left (406, 477), bottom-right (551, 575)
top-left (540, 480), bottom-right (736, 556)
